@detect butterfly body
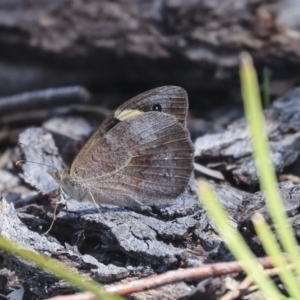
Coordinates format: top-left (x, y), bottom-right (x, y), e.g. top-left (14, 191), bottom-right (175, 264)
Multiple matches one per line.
top-left (50, 86), bottom-right (194, 206)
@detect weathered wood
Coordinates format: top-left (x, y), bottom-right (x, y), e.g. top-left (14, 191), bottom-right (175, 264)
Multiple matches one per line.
top-left (0, 87), bottom-right (90, 117)
top-left (195, 87), bottom-right (300, 186)
top-left (0, 0), bottom-right (299, 96)
top-left (2, 174), bottom-right (300, 298)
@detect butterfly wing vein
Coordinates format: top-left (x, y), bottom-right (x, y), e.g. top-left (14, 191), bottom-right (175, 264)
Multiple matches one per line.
top-left (72, 111), bottom-right (193, 205)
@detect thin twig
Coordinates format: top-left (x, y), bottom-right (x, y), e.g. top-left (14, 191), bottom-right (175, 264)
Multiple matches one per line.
top-left (0, 86), bottom-right (90, 117)
top-left (106, 257), bottom-right (277, 296)
top-left (220, 264), bottom-right (295, 300)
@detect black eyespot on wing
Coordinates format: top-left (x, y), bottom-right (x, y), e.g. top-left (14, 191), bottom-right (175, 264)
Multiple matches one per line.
top-left (152, 104), bottom-right (162, 112)
top-left (163, 173), bottom-right (167, 179)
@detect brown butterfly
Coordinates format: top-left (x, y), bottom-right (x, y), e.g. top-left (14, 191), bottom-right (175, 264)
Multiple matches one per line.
top-left (50, 86), bottom-right (194, 206)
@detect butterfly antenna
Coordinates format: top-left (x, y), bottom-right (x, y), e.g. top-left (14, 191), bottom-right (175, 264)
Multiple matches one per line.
top-left (15, 159), bottom-right (58, 172)
top-left (17, 142), bottom-right (58, 171)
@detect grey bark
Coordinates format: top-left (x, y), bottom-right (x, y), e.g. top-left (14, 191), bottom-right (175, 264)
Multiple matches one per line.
top-left (0, 0), bottom-right (299, 96)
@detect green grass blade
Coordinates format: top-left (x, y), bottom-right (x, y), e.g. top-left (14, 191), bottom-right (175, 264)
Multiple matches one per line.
top-left (262, 67), bottom-right (272, 108)
top-left (0, 235), bottom-right (123, 300)
top-left (197, 181), bottom-right (285, 300)
top-left (252, 213), bottom-right (300, 299)
top-left (240, 52), bottom-right (300, 277)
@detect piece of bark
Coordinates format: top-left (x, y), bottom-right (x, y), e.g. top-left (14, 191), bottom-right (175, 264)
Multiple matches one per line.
top-left (4, 169), bottom-right (300, 299)
top-left (18, 128), bottom-right (63, 194)
top-left (0, 192), bottom-right (204, 299)
top-left (194, 86), bottom-right (300, 186)
top-left (45, 293), bottom-right (96, 300)
top-left (181, 277), bottom-right (232, 300)
top-left (0, 198), bottom-right (131, 299)
top-left (0, 0), bottom-right (300, 97)
top-left (241, 180), bottom-right (300, 232)
top-left (132, 282), bottom-right (192, 300)
top-left (43, 116), bottom-right (94, 166)
top-left (0, 86), bottom-right (90, 117)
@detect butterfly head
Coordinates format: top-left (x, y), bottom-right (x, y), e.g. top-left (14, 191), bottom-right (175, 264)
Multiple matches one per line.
top-left (48, 169), bottom-right (69, 184)
top-left (48, 169), bottom-right (88, 202)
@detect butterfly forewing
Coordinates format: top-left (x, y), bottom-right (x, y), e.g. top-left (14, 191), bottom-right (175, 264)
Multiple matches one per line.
top-left (71, 112), bottom-right (193, 206)
top-left (115, 86), bottom-right (188, 126)
top-left (71, 86), bottom-right (189, 171)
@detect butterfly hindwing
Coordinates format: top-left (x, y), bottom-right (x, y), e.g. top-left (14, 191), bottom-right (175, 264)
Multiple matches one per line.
top-left (71, 112), bottom-right (193, 205)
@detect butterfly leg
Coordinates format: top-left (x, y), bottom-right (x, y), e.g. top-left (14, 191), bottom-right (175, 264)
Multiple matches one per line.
top-left (88, 191), bottom-right (106, 220)
top-left (44, 187), bottom-right (68, 235)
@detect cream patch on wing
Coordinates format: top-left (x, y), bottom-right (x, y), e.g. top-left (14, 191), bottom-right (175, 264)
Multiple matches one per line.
top-left (114, 109), bottom-right (144, 121)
